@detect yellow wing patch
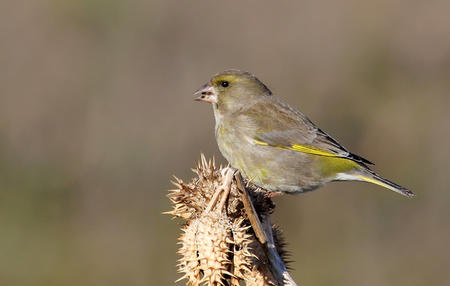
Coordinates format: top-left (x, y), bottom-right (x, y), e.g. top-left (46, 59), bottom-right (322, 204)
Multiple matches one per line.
top-left (253, 139), bottom-right (340, 157)
top-left (289, 144), bottom-right (339, 157)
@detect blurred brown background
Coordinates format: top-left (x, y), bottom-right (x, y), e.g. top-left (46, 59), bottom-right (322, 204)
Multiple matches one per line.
top-left (1, 0), bottom-right (449, 285)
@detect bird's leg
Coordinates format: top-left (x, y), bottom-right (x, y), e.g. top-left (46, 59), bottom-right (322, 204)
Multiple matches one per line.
top-left (217, 168), bottom-right (235, 211)
top-left (205, 167), bottom-right (235, 213)
top-left (265, 191), bottom-right (284, 198)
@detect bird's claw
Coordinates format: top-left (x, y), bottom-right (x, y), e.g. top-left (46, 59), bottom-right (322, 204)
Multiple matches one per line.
top-left (205, 167), bottom-right (236, 212)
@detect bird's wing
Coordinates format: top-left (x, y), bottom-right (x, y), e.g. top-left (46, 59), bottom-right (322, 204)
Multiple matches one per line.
top-left (242, 98), bottom-right (373, 165)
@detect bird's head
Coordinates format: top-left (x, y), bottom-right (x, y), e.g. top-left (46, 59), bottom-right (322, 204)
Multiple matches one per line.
top-left (194, 70), bottom-right (272, 113)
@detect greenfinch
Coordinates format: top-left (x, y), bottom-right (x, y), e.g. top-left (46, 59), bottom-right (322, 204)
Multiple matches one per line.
top-left (194, 70), bottom-right (413, 197)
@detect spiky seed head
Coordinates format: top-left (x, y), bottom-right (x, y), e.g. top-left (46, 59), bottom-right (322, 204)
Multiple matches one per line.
top-left (167, 155), bottom-right (289, 285)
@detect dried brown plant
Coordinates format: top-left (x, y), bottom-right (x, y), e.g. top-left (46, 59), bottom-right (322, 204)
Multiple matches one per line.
top-left (166, 155), bottom-right (297, 286)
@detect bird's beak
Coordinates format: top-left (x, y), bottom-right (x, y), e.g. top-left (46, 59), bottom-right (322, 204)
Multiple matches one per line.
top-left (194, 83), bottom-right (218, 103)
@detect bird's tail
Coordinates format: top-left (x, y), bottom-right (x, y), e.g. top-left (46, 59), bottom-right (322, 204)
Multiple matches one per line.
top-left (356, 171), bottom-right (414, 198)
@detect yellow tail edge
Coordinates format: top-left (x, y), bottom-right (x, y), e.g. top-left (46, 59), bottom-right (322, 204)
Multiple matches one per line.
top-left (357, 175), bottom-right (414, 198)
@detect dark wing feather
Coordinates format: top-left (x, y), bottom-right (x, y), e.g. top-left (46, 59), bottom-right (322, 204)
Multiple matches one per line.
top-left (314, 128), bottom-right (374, 165)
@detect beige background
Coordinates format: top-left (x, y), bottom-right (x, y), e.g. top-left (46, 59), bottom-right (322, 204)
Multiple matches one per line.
top-left (1, 0), bottom-right (449, 285)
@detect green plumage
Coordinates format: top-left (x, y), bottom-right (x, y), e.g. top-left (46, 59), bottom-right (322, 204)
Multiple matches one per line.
top-left (195, 70), bottom-right (413, 197)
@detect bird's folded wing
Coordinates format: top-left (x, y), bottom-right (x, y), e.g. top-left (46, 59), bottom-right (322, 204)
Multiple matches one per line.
top-left (254, 130), bottom-right (350, 158)
top-left (240, 99), bottom-right (374, 165)
top-left (254, 129), bottom-right (373, 165)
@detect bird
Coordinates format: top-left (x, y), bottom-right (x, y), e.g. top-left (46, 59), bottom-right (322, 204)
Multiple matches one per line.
top-left (194, 70), bottom-right (414, 198)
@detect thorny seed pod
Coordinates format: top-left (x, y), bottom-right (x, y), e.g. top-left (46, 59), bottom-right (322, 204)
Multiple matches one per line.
top-left (167, 155), bottom-right (291, 285)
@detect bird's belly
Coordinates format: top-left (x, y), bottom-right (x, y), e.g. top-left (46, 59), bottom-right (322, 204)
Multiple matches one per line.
top-left (216, 130), bottom-right (325, 193)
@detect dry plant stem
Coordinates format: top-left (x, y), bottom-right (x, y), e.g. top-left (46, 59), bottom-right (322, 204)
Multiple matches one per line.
top-left (235, 172), bottom-right (267, 245)
top-left (262, 215), bottom-right (298, 286)
top-left (235, 172), bottom-right (298, 286)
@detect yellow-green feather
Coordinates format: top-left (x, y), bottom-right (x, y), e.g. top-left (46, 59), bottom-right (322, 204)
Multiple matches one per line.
top-left (253, 139), bottom-right (358, 177)
top-left (317, 156), bottom-right (358, 177)
top-left (290, 144), bottom-right (340, 157)
top-left (253, 139), bottom-right (343, 157)
top-left (357, 175), bottom-right (392, 190)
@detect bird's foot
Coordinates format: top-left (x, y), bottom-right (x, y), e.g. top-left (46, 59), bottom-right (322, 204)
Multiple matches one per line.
top-left (265, 191), bottom-right (284, 198)
top-left (205, 167), bottom-right (235, 212)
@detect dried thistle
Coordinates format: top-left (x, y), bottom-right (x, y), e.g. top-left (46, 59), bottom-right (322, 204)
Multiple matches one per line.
top-left (167, 154), bottom-right (294, 286)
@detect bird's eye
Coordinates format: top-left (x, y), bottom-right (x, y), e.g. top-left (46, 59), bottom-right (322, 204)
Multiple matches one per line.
top-left (221, 81), bottom-right (229, 87)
